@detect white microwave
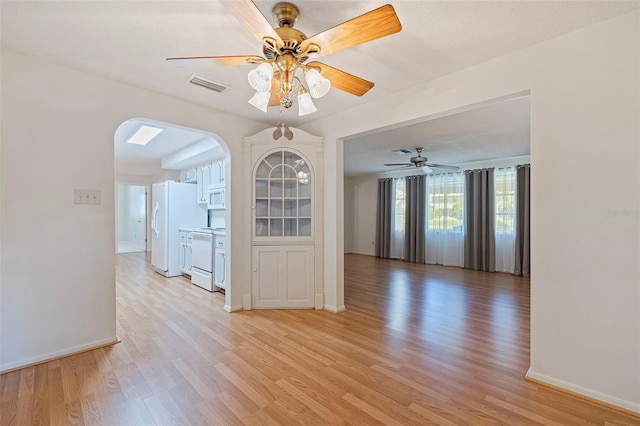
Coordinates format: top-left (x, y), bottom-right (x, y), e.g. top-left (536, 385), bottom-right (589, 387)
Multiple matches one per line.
top-left (208, 188), bottom-right (225, 210)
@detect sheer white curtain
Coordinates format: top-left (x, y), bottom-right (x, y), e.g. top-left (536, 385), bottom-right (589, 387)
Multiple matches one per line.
top-left (424, 172), bottom-right (465, 267)
top-left (494, 167), bottom-right (517, 273)
top-left (390, 178), bottom-right (405, 259)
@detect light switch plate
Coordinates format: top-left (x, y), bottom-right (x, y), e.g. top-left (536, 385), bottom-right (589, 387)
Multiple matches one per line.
top-left (74, 189), bottom-right (102, 205)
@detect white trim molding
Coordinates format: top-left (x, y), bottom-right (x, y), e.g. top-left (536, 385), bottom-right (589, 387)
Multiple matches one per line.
top-left (0, 336), bottom-right (120, 374)
top-left (526, 369), bottom-right (640, 414)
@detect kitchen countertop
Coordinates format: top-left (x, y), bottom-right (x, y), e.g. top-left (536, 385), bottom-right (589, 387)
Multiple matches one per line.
top-left (179, 227), bottom-right (201, 232)
top-left (179, 227), bottom-right (225, 235)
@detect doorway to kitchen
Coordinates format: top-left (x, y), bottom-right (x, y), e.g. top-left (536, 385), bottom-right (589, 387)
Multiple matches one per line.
top-left (116, 184), bottom-right (148, 253)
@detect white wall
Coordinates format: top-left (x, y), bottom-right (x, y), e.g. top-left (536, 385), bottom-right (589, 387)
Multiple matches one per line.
top-left (304, 11), bottom-right (640, 412)
top-left (0, 50), bottom-right (265, 371)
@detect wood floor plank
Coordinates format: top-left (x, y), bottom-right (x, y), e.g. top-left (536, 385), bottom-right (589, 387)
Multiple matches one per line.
top-left (1, 252), bottom-right (638, 425)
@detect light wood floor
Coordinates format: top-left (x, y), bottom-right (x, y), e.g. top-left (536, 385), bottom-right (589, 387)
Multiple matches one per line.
top-left (1, 253), bottom-right (638, 425)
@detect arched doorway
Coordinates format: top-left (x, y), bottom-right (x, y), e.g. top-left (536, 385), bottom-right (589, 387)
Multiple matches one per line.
top-left (114, 117), bottom-right (233, 309)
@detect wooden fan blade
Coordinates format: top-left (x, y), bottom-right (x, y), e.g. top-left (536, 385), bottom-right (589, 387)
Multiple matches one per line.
top-left (307, 62), bottom-right (374, 96)
top-left (299, 4), bottom-right (401, 58)
top-left (426, 164), bottom-right (460, 171)
top-left (384, 163), bottom-right (412, 166)
top-left (166, 55), bottom-right (265, 68)
top-left (220, 0), bottom-right (283, 47)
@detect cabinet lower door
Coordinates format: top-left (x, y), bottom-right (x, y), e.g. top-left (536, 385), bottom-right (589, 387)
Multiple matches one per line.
top-left (252, 245), bottom-right (314, 309)
top-left (214, 249), bottom-right (226, 289)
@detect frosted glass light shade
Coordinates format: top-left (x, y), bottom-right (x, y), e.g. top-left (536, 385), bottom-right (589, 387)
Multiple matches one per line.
top-left (248, 90), bottom-right (271, 112)
top-left (297, 92), bottom-right (317, 116)
top-left (305, 68), bottom-right (331, 98)
top-left (247, 63), bottom-right (274, 92)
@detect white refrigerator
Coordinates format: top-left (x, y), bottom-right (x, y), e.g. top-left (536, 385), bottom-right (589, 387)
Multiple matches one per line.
top-left (151, 181), bottom-right (207, 277)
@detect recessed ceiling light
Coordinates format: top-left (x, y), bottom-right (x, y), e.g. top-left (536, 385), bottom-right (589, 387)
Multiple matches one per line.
top-left (127, 125), bottom-right (164, 145)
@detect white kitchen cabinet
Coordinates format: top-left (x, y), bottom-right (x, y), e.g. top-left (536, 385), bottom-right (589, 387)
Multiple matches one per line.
top-left (179, 231), bottom-right (193, 275)
top-left (252, 245), bottom-right (314, 308)
top-left (196, 166), bottom-right (209, 205)
top-left (214, 235), bottom-right (226, 289)
top-left (209, 160), bottom-right (224, 189)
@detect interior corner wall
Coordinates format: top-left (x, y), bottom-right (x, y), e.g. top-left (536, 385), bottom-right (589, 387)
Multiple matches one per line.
top-left (345, 175), bottom-right (378, 256)
top-left (303, 10), bottom-right (640, 412)
top-left (0, 50), bottom-right (265, 371)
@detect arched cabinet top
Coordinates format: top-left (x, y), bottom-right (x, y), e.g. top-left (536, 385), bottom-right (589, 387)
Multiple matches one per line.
top-left (243, 126), bottom-right (323, 146)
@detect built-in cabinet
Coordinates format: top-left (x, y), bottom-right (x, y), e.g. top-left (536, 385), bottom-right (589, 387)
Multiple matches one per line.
top-left (243, 128), bottom-right (323, 310)
top-left (251, 245), bottom-right (314, 308)
top-left (254, 151), bottom-right (312, 238)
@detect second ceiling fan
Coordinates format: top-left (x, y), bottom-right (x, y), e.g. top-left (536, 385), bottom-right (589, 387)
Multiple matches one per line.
top-left (167, 1), bottom-right (402, 115)
top-left (385, 148), bottom-right (460, 171)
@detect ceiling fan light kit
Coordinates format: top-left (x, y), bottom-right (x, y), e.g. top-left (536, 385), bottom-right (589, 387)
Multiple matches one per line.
top-left (248, 89), bottom-right (271, 112)
top-left (167, 1), bottom-right (402, 116)
top-left (304, 68), bottom-right (331, 99)
top-left (247, 62), bottom-right (274, 91)
top-left (296, 85), bottom-right (317, 116)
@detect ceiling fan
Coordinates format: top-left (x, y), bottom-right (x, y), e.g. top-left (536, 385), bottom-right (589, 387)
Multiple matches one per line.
top-left (384, 147), bottom-right (460, 171)
top-left (167, 1), bottom-right (402, 115)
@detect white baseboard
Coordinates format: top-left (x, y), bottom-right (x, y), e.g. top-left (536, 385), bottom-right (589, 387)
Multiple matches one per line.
top-left (224, 304), bottom-right (243, 313)
top-left (323, 304), bottom-right (347, 313)
top-left (348, 251), bottom-right (375, 257)
top-left (526, 369), bottom-right (640, 414)
top-left (0, 336), bottom-right (120, 374)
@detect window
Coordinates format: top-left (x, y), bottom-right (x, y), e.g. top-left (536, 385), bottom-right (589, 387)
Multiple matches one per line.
top-left (494, 167), bottom-right (516, 235)
top-left (424, 172), bottom-right (465, 267)
top-left (426, 173), bottom-right (465, 232)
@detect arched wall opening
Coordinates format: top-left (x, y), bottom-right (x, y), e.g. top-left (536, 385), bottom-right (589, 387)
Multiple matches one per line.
top-left (114, 118), bottom-right (233, 310)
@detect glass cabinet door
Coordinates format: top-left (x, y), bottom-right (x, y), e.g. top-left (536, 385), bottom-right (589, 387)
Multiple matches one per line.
top-left (255, 150), bottom-right (312, 238)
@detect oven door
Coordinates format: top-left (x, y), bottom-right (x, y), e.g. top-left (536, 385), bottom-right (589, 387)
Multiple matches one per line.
top-left (191, 232), bottom-right (213, 273)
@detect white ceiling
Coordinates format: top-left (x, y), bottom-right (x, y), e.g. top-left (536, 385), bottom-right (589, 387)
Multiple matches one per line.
top-left (3, 1), bottom-right (639, 173)
top-left (344, 94), bottom-right (531, 176)
top-left (114, 118), bottom-right (224, 173)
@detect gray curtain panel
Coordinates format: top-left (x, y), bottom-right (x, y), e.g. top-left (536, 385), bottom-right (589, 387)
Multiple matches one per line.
top-left (375, 178), bottom-right (393, 258)
top-left (464, 168), bottom-right (496, 272)
top-left (514, 164), bottom-right (531, 276)
top-left (403, 175), bottom-right (426, 263)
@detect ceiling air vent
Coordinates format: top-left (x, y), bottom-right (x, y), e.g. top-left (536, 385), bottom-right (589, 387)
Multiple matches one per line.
top-left (187, 75), bottom-right (229, 93)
